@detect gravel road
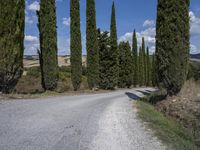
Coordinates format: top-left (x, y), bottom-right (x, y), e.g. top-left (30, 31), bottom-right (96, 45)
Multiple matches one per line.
top-left (0, 88), bottom-right (165, 150)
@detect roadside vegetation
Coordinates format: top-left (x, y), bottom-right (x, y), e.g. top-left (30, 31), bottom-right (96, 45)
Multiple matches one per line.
top-left (136, 100), bottom-right (200, 150)
top-left (137, 62), bottom-right (200, 150)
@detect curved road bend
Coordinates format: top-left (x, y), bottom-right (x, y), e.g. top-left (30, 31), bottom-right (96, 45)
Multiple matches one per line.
top-left (0, 88), bottom-right (165, 150)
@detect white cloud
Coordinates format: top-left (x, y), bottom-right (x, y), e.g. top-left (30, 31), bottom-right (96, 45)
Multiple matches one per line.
top-left (24, 35), bottom-right (39, 55)
top-left (119, 26), bottom-right (156, 54)
top-left (25, 35), bottom-right (39, 43)
top-left (62, 17), bottom-right (71, 27)
top-left (190, 11), bottom-right (200, 36)
top-left (25, 16), bottom-right (33, 24)
top-left (28, 1), bottom-right (40, 12)
top-left (190, 44), bottom-right (199, 54)
top-left (143, 20), bottom-right (155, 27)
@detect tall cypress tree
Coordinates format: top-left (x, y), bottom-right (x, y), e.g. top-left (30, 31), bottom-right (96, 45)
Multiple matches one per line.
top-left (86, 0), bottom-right (99, 89)
top-left (109, 1), bottom-right (119, 88)
top-left (142, 37), bottom-right (147, 86)
top-left (118, 42), bottom-right (133, 88)
top-left (132, 30), bottom-right (138, 87)
top-left (0, 1), bottom-right (25, 93)
top-left (70, 0), bottom-right (82, 91)
top-left (146, 47), bottom-right (151, 86)
top-left (156, 0), bottom-right (190, 95)
top-left (37, 0), bottom-right (58, 90)
top-left (138, 47), bottom-right (144, 86)
top-left (151, 54), bottom-right (156, 87)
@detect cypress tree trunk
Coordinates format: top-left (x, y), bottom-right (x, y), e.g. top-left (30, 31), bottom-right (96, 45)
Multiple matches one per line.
top-left (132, 30), bottom-right (138, 87)
top-left (110, 1), bottom-right (119, 88)
top-left (37, 0), bottom-right (58, 90)
top-left (86, 0), bottom-right (99, 89)
top-left (70, 0), bottom-right (82, 91)
top-left (156, 0), bottom-right (190, 95)
top-left (118, 42), bottom-right (133, 88)
top-left (0, 0), bottom-right (25, 93)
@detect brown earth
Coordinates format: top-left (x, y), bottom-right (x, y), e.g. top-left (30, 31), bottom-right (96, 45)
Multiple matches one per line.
top-left (156, 80), bottom-right (200, 130)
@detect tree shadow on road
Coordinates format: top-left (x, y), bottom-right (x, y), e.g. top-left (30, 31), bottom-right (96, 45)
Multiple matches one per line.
top-left (125, 92), bottom-right (141, 100)
top-left (136, 90), bottom-right (151, 96)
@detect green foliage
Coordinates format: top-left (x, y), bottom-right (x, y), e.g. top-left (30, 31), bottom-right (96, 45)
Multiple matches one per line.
top-left (26, 67), bottom-right (41, 78)
top-left (132, 30), bottom-right (138, 87)
top-left (37, 0), bottom-right (58, 91)
top-left (142, 37), bottom-right (147, 86)
top-left (187, 63), bottom-right (200, 81)
top-left (151, 54), bottom-right (157, 86)
top-left (70, 0), bottom-right (82, 91)
top-left (86, 0), bottom-right (99, 89)
top-left (0, 0), bottom-right (25, 93)
top-left (156, 0), bottom-right (190, 95)
top-left (109, 1), bottom-right (119, 88)
top-left (138, 47), bottom-right (144, 86)
top-left (138, 38), bottom-right (146, 87)
top-left (146, 47), bottom-right (151, 86)
top-left (98, 29), bottom-right (113, 89)
top-left (118, 42), bottom-right (133, 88)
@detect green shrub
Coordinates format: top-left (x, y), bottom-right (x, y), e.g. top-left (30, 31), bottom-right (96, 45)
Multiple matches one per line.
top-left (141, 89), bottom-right (167, 105)
top-left (59, 66), bottom-right (71, 73)
top-left (187, 63), bottom-right (200, 81)
top-left (26, 67), bottom-right (41, 78)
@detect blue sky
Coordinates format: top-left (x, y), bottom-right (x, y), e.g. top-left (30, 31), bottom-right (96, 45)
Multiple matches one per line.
top-left (25, 0), bottom-right (200, 55)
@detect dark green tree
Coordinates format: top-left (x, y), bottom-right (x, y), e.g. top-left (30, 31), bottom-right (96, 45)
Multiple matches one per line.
top-left (132, 30), bottom-right (138, 87)
top-left (146, 47), bottom-right (151, 86)
top-left (86, 0), bottom-right (99, 89)
top-left (141, 37), bottom-right (147, 86)
top-left (0, 1), bottom-right (25, 93)
top-left (156, 0), bottom-right (190, 95)
top-left (97, 29), bottom-right (114, 89)
top-left (70, 0), bottom-right (82, 91)
top-left (37, 0), bottom-right (58, 90)
top-left (151, 54), bottom-right (156, 87)
top-left (109, 1), bottom-right (119, 88)
top-left (118, 42), bottom-right (133, 88)
top-left (138, 47), bottom-right (144, 86)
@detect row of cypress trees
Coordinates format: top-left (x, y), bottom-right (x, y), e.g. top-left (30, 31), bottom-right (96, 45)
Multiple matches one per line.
top-left (0, 0), bottom-right (190, 96)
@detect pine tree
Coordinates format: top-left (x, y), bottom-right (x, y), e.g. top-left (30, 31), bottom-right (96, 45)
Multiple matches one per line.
top-left (132, 30), bottom-right (138, 87)
top-left (70, 0), bottom-right (82, 91)
top-left (156, 0), bottom-right (190, 95)
top-left (37, 0), bottom-right (58, 91)
top-left (0, 1), bottom-right (25, 93)
top-left (118, 42), bottom-right (133, 88)
top-left (109, 1), bottom-right (119, 88)
top-left (86, 0), bottom-right (99, 89)
top-left (97, 29), bottom-right (114, 89)
top-left (146, 47), bottom-right (151, 86)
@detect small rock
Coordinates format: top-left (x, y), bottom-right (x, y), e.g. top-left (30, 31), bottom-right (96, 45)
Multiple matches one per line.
top-left (172, 99), bottom-right (176, 102)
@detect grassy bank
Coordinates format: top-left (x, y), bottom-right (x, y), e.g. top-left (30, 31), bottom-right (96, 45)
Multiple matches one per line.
top-left (136, 101), bottom-right (200, 150)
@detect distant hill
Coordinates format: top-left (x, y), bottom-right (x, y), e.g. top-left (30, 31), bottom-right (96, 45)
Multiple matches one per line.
top-left (190, 53), bottom-right (200, 59)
